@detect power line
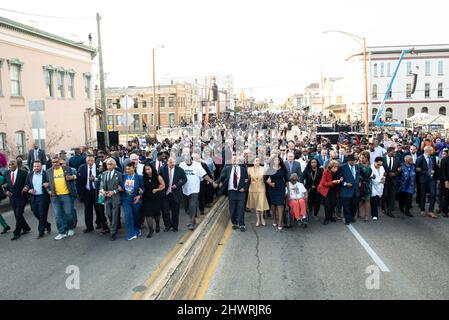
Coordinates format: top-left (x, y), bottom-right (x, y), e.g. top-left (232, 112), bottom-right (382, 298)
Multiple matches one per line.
top-left (0, 7), bottom-right (94, 20)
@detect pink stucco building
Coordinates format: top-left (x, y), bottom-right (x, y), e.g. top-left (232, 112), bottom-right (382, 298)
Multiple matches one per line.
top-left (0, 16), bottom-right (97, 157)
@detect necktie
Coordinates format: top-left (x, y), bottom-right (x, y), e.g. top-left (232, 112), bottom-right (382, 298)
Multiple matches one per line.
top-left (351, 166), bottom-right (355, 180)
top-left (428, 157), bottom-right (433, 175)
top-left (389, 158), bottom-right (393, 171)
top-left (168, 168), bottom-right (173, 194)
top-left (35, 150), bottom-right (38, 161)
top-left (89, 167), bottom-right (94, 190)
top-left (233, 167), bottom-right (238, 189)
top-left (11, 171), bottom-right (15, 186)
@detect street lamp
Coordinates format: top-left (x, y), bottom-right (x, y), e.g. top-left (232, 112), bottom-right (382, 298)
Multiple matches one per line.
top-left (152, 45), bottom-right (165, 130)
top-left (323, 30), bottom-right (369, 136)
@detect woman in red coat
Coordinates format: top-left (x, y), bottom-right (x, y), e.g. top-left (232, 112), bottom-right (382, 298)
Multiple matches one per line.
top-left (317, 160), bottom-right (343, 225)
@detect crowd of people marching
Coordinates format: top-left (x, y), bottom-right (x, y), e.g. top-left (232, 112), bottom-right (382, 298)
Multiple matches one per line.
top-left (0, 112), bottom-right (448, 242)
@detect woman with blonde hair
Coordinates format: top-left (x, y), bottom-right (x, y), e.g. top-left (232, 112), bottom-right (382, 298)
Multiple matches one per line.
top-left (247, 158), bottom-right (270, 226)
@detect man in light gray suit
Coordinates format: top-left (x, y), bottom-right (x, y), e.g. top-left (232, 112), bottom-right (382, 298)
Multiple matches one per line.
top-left (285, 152), bottom-right (302, 180)
top-left (100, 158), bottom-right (123, 241)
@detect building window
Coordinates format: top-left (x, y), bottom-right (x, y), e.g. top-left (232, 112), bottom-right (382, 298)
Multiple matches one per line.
top-left (0, 132), bottom-right (6, 150)
top-left (422, 107), bottom-right (428, 114)
top-left (115, 98), bottom-right (121, 109)
top-left (83, 74), bottom-right (91, 99)
top-left (425, 61), bottom-right (431, 76)
top-left (133, 98), bottom-right (138, 108)
top-left (372, 108), bottom-right (378, 121)
top-left (10, 63), bottom-right (22, 97)
top-left (380, 63), bottom-right (385, 77)
top-left (56, 70), bottom-right (65, 98)
top-left (67, 73), bottom-right (75, 99)
top-left (406, 83), bottom-right (412, 98)
top-left (373, 64), bottom-right (378, 77)
top-left (150, 114), bottom-right (154, 125)
top-left (159, 97), bottom-right (165, 109)
top-left (168, 113), bottom-right (176, 127)
top-left (438, 60), bottom-right (444, 75)
top-left (115, 115), bottom-right (122, 125)
top-left (44, 69), bottom-right (54, 97)
top-left (16, 131), bottom-right (25, 155)
top-left (407, 107), bottom-right (415, 117)
top-left (150, 97), bottom-right (154, 108)
top-left (168, 96), bottom-right (175, 108)
top-left (425, 83), bottom-right (430, 98)
top-left (385, 108), bottom-right (393, 121)
top-left (372, 84), bottom-right (378, 99)
top-left (439, 107), bottom-right (446, 115)
top-left (107, 99), bottom-right (113, 108)
top-left (438, 83), bottom-right (443, 97)
top-left (133, 114), bottom-right (140, 130)
top-left (406, 62), bottom-right (412, 75)
top-left (142, 100), bottom-right (147, 108)
top-left (107, 115), bottom-right (113, 125)
top-left (387, 62), bottom-right (391, 77)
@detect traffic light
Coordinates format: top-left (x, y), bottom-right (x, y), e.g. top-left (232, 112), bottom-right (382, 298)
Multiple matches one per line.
top-left (115, 98), bottom-right (121, 108)
top-left (411, 73), bottom-right (418, 94)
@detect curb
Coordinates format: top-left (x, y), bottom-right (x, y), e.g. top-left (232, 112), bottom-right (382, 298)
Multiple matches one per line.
top-left (139, 196), bottom-right (229, 300)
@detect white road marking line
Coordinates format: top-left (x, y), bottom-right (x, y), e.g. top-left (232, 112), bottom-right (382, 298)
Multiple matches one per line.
top-left (347, 225), bottom-right (391, 273)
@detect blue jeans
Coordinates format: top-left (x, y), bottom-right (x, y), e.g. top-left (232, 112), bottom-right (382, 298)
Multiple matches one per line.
top-left (123, 201), bottom-right (141, 239)
top-left (51, 195), bottom-right (75, 234)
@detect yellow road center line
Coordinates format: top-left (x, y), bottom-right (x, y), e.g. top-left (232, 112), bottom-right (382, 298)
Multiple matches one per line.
top-left (194, 222), bottom-right (233, 300)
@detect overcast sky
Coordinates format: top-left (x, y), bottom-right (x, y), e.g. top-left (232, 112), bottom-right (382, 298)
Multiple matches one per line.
top-left (1, 0), bottom-right (448, 102)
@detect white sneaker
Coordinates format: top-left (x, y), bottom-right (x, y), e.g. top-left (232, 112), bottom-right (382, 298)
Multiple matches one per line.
top-left (67, 229), bottom-right (75, 237)
top-left (54, 234), bottom-right (67, 241)
top-left (373, 217), bottom-right (378, 221)
top-left (128, 235), bottom-right (137, 241)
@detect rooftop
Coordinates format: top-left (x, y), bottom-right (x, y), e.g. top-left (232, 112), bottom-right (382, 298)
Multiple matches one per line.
top-left (0, 15), bottom-right (97, 58)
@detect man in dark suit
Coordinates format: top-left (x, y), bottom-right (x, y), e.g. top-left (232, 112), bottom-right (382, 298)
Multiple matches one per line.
top-left (382, 147), bottom-right (401, 218)
top-left (68, 148), bottom-right (86, 171)
top-left (23, 160), bottom-right (51, 238)
top-left (403, 145), bottom-right (421, 164)
top-left (339, 155), bottom-right (360, 225)
top-left (77, 154), bottom-right (108, 233)
top-left (415, 146), bottom-right (438, 218)
top-left (439, 150), bottom-right (449, 218)
top-left (27, 143), bottom-right (46, 169)
top-left (160, 157), bottom-right (187, 232)
top-left (150, 151), bottom-right (167, 174)
top-left (213, 154), bottom-right (249, 232)
top-left (4, 160), bottom-right (30, 240)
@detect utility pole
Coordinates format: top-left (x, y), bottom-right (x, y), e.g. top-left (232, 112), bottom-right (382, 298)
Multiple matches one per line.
top-left (152, 48), bottom-right (157, 130)
top-left (363, 38), bottom-right (369, 136)
top-left (96, 13), bottom-right (109, 148)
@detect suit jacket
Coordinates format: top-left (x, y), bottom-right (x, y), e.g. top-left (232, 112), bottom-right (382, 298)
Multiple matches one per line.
top-left (383, 156), bottom-right (401, 186)
top-left (45, 166), bottom-right (78, 198)
top-left (339, 163), bottom-right (360, 198)
top-left (440, 156), bottom-right (449, 183)
top-left (25, 170), bottom-right (50, 203)
top-left (160, 165), bottom-right (187, 203)
top-left (285, 160), bottom-right (302, 180)
top-left (4, 169), bottom-right (28, 203)
top-left (76, 164), bottom-right (101, 201)
top-left (100, 170), bottom-right (123, 205)
top-left (27, 149), bottom-right (46, 168)
top-left (316, 154), bottom-right (330, 167)
top-left (415, 154), bottom-right (438, 183)
top-left (150, 160), bottom-right (166, 174)
top-left (403, 151), bottom-right (422, 164)
top-left (215, 165), bottom-right (249, 199)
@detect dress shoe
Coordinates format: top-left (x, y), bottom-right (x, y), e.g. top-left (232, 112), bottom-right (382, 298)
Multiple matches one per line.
top-left (172, 228), bottom-right (178, 232)
top-left (21, 228), bottom-right (31, 235)
top-left (1, 226), bottom-right (11, 234)
top-left (164, 227), bottom-right (171, 232)
top-left (345, 222), bottom-right (350, 226)
top-left (240, 226), bottom-right (246, 232)
top-left (111, 234), bottom-right (117, 241)
top-left (83, 229), bottom-right (94, 234)
top-left (101, 229), bottom-right (111, 235)
top-left (147, 231), bottom-right (154, 238)
top-left (37, 233), bottom-right (45, 239)
top-left (155, 226), bottom-right (160, 233)
top-left (46, 224), bottom-right (51, 234)
top-left (11, 234), bottom-right (21, 241)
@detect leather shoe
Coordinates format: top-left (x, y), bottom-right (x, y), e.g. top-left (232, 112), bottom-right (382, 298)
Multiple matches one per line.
top-left (172, 228), bottom-right (178, 232)
top-left (1, 226), bottom-right (11, 234)
top-left (83, 229), bottom-right (94, 234)
top-left (37, 233), bottom-right (45, 239)
top-left (21, 228), bottom-right (31, 235)
top-left (11, 234), bottom-right (21, 241)
top-left (345, 222), bottom-right (350, 226)
top-left (46, 224), bottom-right (51, 234)
top-left (164, 227), bottom-right (171, 232)
top-left (156, 226), bottom-right (160, 233)
top-left (111, 234), bottom-right (117, 241)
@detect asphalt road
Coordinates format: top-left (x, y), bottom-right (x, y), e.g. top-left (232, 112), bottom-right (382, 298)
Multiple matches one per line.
top-left (204, 205), bottom-right (449, 300)
top-left (0, 200), bottom-right (192, 300)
